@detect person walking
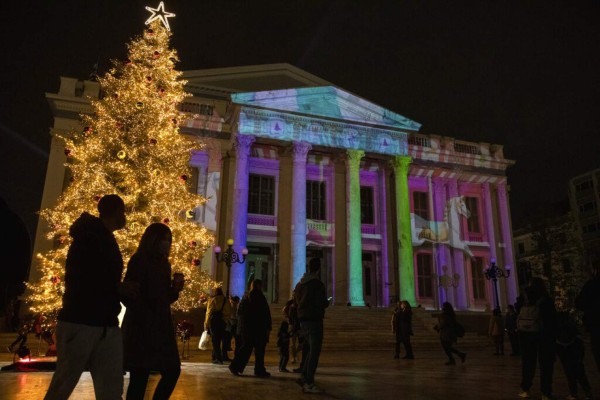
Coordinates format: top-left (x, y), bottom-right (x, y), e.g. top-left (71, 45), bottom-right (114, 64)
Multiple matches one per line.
top-left (505, 305), bottom-right (520, 356)
top-left (434, 302), bottom-right (466, 366)
top-left (44, 194), bottom-right (130, 400)
top-left (277, 320), bottom-right (291, 372)
top-left (121, 223), bottom-right (184, 400)
top-left (204, 287), bottom-right (231, 365)
top-left (488, 308), bottom-right (505, 355)
top-left (294, 258), bottom-right (329, 393)
top-left (229, 296), bottom-right (241, 358)
top-left (575, 272), bottom-right (600, 373)
top-left (392, 300), bottom-right (414, 359)
top-left (229, 279), bottom-right (272, 377)
top-left (555, 311), bottom-right (593, 400)
top-left (518, 277), bottom-right (558, 400)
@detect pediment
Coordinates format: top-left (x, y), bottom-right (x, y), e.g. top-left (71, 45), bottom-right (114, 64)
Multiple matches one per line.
top-left (231, 86), bottom-right (421, 131)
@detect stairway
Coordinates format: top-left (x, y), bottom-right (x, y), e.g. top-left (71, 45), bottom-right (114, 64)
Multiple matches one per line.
top-left (268, 305), bottom-right (491, 351)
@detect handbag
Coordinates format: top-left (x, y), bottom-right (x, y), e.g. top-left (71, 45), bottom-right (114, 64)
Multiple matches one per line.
top-left (199, 330), bottom-right (211, 350)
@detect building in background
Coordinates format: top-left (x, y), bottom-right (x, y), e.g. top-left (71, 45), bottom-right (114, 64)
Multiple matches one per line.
top-left (569, 168), bottom-right (600, 274)
top-left (34, 64), bottom-right (517, 310)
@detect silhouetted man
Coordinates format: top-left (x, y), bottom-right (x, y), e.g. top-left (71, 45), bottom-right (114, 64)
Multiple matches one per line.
top-left (45, 195), bottom-right (129, 400)
top-left (294, 258), bottom-right (329, 393)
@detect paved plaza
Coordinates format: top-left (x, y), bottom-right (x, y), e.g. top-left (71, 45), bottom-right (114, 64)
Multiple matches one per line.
top-left (0, 343), bottom-right (599, 400)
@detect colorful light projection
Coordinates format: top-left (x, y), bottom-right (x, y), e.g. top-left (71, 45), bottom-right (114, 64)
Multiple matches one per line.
top-left (347, 150), bottom-right (365, 305)
top-left (232, 87), bottom-right (419, 157)
top-left (391, 156), bottom-right (416, 305)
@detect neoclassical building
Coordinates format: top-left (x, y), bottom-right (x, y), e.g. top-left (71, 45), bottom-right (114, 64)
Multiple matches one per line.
top-left (36, 63), bottom-right (517, 310)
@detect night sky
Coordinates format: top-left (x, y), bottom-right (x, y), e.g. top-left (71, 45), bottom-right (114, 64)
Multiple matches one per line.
top-left (2, 1), bottom-right (599, 239)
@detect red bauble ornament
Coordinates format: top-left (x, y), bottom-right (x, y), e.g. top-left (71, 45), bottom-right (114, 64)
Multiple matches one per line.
top-left (192, 259), bottom-right (201, 267)
top-left (64, 148), bottom-right (71, 156)
top-left (179, 174), bottom-right (188, 183)
top-left (146, 76), bottom-right (152, 82)
top-left (163, 218), bottom-right (170, 224)
top-left (83, 126), bottom-right (92, 134)
top-left (124, 59), bottom-right (132, 65)
top-left (147, 28), bottom-right (154, 35)
top-left (159, 88), bottom-right (165, 95)
top-left (148, 138), bottom-right (157, 145)
top-left (93, 195), bottom-right (101, 202)
top-left (153, 51), bottom-right (160, 58)
top-left (171, 118), bottom-right (178, 125)
top-left (69, 176), bottom-right (75, 182)
top-left (188, 241), bottom-right (197, 248)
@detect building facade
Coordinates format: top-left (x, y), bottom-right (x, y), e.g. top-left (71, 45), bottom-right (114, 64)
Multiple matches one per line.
top-left (569, 168), bottom-right (600, 274)
top-left (35, 64), bottom-right (517, 310)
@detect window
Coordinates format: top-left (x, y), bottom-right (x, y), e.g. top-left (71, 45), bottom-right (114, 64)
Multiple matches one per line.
top-left (413, 191), bottom-right (429, 220)
top-left (248, 174), bottom-right (275, 215)
top-left (416, 253), bottom-right (433, 298)
top-left (576, 180), bottom-right (592, 193)
top-left (579, 202), bottom-right (597, 213)
top-left (471, 258), bottom-right (486, 300)
top-left (306, 180), bottom-right (326, 220)
top-left (360, 186), bottom-right (374, 224)
top-left (465, 197), bottom-right (480, 233)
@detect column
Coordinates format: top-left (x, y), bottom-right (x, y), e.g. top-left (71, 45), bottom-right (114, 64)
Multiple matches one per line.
top-left (378, 167), bottom-right (390, 306)
top-left (391, 156), bottom-right (416, 306)
top-left (346, 150), bottom-right (365, 306)
top-left (497, 182), bottom-right (518, 304)
top-left (448, 179), bottom-right (468, 309)
top-left (230, 134), bottom-right (255, 297)
top-left (482, 182), bottom-right (498, 310)
top-left (432, 177), bottom-right (449, 305)
top-left (482, 183), bottom-right (497, 261)
top-left (291, 141), bottom-right (312, 288)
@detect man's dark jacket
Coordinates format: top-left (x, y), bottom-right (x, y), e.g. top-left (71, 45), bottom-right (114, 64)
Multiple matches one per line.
top-left (58, 212), bottom-right (123, 327)
top-left (238, 288), bottom-right (272, 339)
top-left (294, 272), bottom-right (329, 321)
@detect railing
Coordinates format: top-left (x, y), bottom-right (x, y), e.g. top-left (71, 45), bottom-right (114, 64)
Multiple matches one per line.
top-left (361, 225), bottom-right (378, 235)
top-left (408, 134), bottom-right (431, 147)
top-left (307, 220), bottom-right (333, 234)
top-left (454, 142), bottom-right (481, 155)
top-left (247, 214), bottom-right (276, 226)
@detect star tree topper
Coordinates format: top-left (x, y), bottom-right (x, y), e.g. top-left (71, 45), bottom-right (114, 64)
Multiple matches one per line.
top-left (145, 1), bottom-right (175, 31)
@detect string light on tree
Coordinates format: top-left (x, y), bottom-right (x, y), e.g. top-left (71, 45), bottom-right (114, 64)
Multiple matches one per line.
top-left (27, 9), bottom-right (217, 316)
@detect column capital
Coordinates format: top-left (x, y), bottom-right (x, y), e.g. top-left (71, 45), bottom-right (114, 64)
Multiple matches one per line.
top-left (390, 155), bottom-right (411, 173)
top-left (232, 134), bottom-right (255, 158)
top-left (345, 149), bottom-right (365, 166)
top-left (292, 141), bottom-right (312, 161)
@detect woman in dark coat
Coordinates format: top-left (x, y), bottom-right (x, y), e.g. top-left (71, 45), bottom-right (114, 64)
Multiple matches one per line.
top-left (518, 277), bottom-right (557, 400)
top-left (121, 223), bottom-right (184, 400)
top-left (435, 302), bottom-right (466, 365)
top-left (392, 300), bottom-right (414, 359)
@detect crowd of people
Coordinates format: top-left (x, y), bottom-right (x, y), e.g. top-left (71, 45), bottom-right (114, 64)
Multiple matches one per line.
top-left (11, 193), bottom-right (598, 399)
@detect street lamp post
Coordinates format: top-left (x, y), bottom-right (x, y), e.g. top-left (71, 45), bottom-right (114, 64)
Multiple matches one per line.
top-left (484, 258), bottom-right (511, 310)
top-left (213, 239), bottom-right (248, 297)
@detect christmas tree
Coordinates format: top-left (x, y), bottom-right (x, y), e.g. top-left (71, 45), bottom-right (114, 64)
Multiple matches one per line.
top-left (27, 12), bottom-right (217, 315)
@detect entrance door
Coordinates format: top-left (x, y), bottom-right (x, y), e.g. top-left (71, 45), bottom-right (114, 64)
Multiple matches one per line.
top-left (246, 246), bottom-right (274, 302)
top-left (362, 252), bottom-right (377, 307)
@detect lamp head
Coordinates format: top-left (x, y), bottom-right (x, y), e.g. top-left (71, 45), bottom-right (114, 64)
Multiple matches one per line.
top-left (227, 238), bottom-right (234, 246)
top-left (241, 248), bottom-right (248, 255)
top-left (214, 246), bottom-right (221, 254)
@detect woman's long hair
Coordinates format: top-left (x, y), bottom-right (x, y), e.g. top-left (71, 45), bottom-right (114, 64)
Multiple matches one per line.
top-left (442, 302), bottom-right (456, 320)
top-left (135, 223), bottom-right (172, 258)
top-left (401, 300), bottom-right (412, 312)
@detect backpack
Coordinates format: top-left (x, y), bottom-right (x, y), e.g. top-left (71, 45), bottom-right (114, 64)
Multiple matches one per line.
top-left (209, 297), bottom-right (226, 329)
top-left (454, 321), bottom-right (465, 338)
top-left (517, 299), bottom-right (542, 332)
